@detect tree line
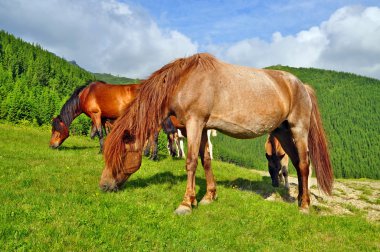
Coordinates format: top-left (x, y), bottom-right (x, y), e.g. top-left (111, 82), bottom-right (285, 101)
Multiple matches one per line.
top-left (0, 30), bottom-right (94, 132)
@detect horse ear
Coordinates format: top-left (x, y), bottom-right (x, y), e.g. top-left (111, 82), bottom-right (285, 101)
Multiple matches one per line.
top-left (265, 153), bottom-right (271, 160)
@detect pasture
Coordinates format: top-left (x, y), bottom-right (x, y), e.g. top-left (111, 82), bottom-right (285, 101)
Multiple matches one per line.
top-left (1, 122), bottom-right (379, 251)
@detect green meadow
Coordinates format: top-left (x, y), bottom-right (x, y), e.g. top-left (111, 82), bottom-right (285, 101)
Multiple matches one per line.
top-left (1, 122), bottom-right (379, 251)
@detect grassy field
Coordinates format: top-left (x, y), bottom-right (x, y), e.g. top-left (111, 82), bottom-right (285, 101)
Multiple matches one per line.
top-left (1, 123), bottom-right (379, 251)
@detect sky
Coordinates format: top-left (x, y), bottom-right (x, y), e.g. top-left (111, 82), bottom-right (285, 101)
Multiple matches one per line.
top-left (0, 0), bottom-right (379, 79)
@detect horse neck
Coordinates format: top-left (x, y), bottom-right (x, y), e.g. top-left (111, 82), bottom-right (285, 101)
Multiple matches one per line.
top-left (269, 136), bottom-right (282, 156)
top-left (59, 95), bottom-right (83, 128)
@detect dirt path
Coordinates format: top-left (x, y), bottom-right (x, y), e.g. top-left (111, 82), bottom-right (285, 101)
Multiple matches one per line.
top-left (251, 170), bottom-right (380, 223)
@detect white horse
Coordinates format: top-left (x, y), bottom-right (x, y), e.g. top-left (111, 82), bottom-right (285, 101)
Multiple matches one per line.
top-left (173, 129), bottom-right (217, 159)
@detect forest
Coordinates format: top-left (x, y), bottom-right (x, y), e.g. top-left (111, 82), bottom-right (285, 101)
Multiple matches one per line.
top-left (0, 30), bottom-right (379, 179)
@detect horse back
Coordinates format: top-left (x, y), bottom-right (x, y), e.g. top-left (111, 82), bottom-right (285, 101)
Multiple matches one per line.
top-left (80, 82), bottom-right (141, 119)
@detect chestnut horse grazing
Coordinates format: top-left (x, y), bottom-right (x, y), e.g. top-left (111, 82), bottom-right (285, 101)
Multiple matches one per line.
top-left (265, 135), bottom-right (289, 189)
top-left (100, 53), bottom-right (333, 215)
top-left (49, 81), bottom-right (140, 152)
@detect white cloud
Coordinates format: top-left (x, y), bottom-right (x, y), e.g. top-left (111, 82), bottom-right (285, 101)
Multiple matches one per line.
top-left (0, 0), bottom-right (198, 78)
top-left (0, 2), bottom-right (379, 80)
top-left (209, 6), bottom-right (380, 79)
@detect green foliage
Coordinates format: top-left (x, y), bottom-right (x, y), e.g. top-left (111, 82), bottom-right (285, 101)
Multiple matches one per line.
top-left (94, 73), bottom-right (139, 84)
top-left (0, 123), bottom-right (379, 251)
top-left (0, 30), bottom-right (94, 126)
top-left (213, 66), bottom-right (380, 180)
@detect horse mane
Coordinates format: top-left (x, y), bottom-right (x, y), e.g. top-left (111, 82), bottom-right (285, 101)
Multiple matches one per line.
top-left (58, 85), bottom-right (87, 127)
top-left (104, 53), bottom-right (217, 173)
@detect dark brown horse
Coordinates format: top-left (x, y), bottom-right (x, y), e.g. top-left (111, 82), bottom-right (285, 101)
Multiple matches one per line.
top-left (100, 53), bottom-right (333, 215)
top-left (265, 135), bottom-right (289, 189)
top-left (49, 81), bottom-right (140, 151)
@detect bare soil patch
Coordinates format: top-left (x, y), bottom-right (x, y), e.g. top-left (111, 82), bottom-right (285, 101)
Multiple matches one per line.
top-left (251, 170), bottom-right (380, 223)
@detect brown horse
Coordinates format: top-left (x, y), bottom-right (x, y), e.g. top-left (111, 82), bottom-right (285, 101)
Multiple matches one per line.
top-left (49, 81), bottom-right (140, 152)
top-left (100, 53), bottom-right (333, 215)
top-left (265, 135), bottom-right (289, 189)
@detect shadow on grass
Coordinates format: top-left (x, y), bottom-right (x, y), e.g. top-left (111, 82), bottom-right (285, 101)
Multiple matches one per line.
top-left (218, 177), bottom-right (296, 203)
top-left (54, 145), bottom-right (98, 151)
top-left (120, 171), bottom-right (295, 203)
top-left (123, 171), bottom-right (188, 190)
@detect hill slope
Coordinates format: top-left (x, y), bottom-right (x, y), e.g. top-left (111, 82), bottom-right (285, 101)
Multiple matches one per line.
top-left (212, 66), bottom-right (380, 179)
top-left (93, 73), bottom-right (139, 84)
top-left (0, 30), bottom-right (94, 126)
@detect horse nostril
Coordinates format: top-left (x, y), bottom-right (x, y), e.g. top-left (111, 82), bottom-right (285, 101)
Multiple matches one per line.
top-left (100, 183), bottom-right (118, 192)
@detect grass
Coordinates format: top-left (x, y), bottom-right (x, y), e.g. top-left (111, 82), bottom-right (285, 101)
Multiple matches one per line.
top-left (1, 122), bottom-right (379, 251)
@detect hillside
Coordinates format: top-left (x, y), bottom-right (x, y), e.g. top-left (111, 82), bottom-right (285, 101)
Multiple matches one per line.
top-left (0, 30), bottom-right (94, 126)
top-left (93, 73), bottom-right (139, 84)
top-left (212, 67), bottom-right (380, 179)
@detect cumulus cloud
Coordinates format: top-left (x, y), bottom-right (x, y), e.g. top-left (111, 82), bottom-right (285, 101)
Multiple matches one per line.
top-left (209, 6), bottom-right (380, 79)
top-left (0, 0), bottom-right (198, 78)
top-left (0, 2), bottom-right (379, 80)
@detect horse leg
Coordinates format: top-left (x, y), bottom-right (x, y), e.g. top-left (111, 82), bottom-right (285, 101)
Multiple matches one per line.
top-left (151, 132), bottom-right (159, 161)
top-left (272, 124), bottom-right (310, 210)
top-left (174, 119), bottom-right (204, 215)
top-left (143, 139), bottom-right (151, 157)
top-left (207, 129), bottom-right (214, 160)
top-left (90, 122), bottom-right (97, 139)
top-left (280, 154), bottom-right (289, 189)
top-left (167, 133), bottom-right (175, 157)
top-left (179, 138), bottom-right (185, 158)
top-left (177, 129), bottom-right (186, 158)
top-left (199, 130), bottom-right (217, 205)
top-left (282, 164), bottom-right (289, 190)
top-left (91, 114), bottom-right (103, 153)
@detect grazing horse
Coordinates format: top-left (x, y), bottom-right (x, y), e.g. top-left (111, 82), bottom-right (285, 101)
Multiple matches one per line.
top-left (265, 135), bottom-right (289, 189)
top-left (100, 53), bottom-right (333, 215)
top-left (49, 81), bottom-right (140, 152)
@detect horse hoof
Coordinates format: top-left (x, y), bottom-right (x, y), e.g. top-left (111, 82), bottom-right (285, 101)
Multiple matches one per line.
top-left (199, 198), bottom-right (212, 205)
top-left (174, 205), bottom-right (192, 215)
top-left (199, 195), bottom-right (217, 205)
top-left (299, 207), bottom-right (310, 214)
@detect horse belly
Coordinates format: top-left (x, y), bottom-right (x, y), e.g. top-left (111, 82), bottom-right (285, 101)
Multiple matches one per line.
top-left (207, 112), bottom-right (283, 139)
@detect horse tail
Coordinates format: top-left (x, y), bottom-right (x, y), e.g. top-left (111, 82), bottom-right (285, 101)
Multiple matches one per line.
top-left (103, 53), bottom-right (217, 174)
top-left (305, 85), bottom-right (334, 195)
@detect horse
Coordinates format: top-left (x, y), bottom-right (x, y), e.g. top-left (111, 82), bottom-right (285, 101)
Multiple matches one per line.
top-left (99, 53), bottom-right (333, 215)
top-left (265, 135), bottom-right (289, 189)
top-left (149, 116), bottom-right (216, 160)
top-left (49, 81), bottom-right (141, 152)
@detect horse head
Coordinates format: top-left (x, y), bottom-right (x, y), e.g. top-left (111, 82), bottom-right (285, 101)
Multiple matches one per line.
top-left (99, 133), bottom-right (142, 191)
top-left (49, 116), bottom-right (69, 148)
top-left (265, 153), bottom-right (286, 187)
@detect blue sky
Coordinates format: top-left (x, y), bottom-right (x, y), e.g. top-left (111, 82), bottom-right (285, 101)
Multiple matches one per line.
top-left (0, 0), bottom-right (379, 79)
top-left (126, 0), bottom-right (379, 45)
